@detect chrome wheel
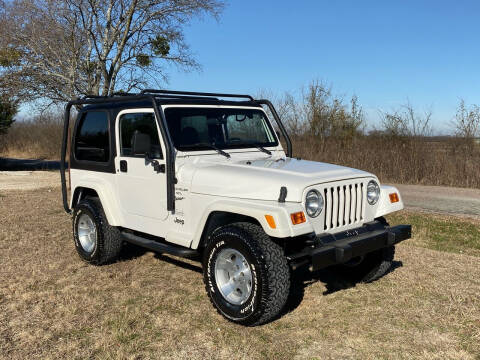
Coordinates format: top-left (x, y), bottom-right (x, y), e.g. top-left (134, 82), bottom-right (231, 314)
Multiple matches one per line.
top-left (214, 248), bottom-right (253, 305)
top-left (77, 213), bottom-right (97, 253)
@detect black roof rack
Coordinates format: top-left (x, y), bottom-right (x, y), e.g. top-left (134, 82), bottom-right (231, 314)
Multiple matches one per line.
top-left (81, 94), bottom-right (107, 100)
top-left (80, 89), bottom-right (254, 102)
top-left (140, 89), bottom-right (255, 101)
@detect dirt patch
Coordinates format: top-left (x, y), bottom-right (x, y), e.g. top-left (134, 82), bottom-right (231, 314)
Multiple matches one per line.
top-left (1, 189), bottom-right (479, 359)
top-left (0, 171), bottom-right (60, 191)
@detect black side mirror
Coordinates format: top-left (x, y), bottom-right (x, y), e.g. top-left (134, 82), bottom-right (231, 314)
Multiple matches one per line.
top-left (145, 153), bottom-right (165, 173)
top-left (132, 131), bottom-right (151, 156)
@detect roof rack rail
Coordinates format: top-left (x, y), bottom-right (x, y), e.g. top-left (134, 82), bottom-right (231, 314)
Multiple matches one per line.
top-left (82, 94), bottom-right (107, 99)
top-left (84, 92), bottom-right (138, 98)
top-left (140, 89), bottom-right (255, 101)
top-left (152, 94), bottom-right (220, 101)
top-left (111, 92), bottom-right (137, 97)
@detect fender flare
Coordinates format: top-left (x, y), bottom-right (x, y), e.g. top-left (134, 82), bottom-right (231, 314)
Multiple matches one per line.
top-left (71, 180), bottom-right (122, 226)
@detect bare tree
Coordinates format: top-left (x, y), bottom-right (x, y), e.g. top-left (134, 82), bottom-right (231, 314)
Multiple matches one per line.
top-left (257, 82), bottom-right (364, 142)
top-left (0, 0), bottom-right (223, 103)
top-left (280, 92), bottom-right (306, 136)
top-left (255, 89), bottom-right (306, 136)
top-left (452, 99), bottom-right (480, 140)
top-left (379, 101), bottom-right (432, 137)
top-left (302, 80), bottom-right (364, 142)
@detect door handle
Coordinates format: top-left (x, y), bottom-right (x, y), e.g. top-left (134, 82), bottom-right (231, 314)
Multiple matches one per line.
top-left (120, 160), bottom-right (128, 172)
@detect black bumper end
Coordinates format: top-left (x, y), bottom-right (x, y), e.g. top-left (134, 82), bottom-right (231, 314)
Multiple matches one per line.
top-left (288, 222), bottom-right (411, 271)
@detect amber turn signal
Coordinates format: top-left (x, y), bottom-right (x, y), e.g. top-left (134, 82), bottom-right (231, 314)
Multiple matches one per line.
top-left (264, 215), bottom-right (276, 229)
top-left (290, 211), bottom-right (306, 225)
top-left (389, 193), bottom-right (399, 203)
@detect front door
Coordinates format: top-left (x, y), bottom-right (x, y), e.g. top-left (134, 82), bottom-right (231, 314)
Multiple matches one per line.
top-left (115, 109), bottom-right (169, 235)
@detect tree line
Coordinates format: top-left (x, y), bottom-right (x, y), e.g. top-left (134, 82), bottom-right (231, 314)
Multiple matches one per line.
top-left (0, 1), bottom-right (479, 143)
top-left (266, 80), bottom-right (480, 147)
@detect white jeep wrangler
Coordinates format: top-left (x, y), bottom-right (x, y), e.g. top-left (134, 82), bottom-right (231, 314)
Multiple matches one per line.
top-left (60, 89), bottom-right (411, 325)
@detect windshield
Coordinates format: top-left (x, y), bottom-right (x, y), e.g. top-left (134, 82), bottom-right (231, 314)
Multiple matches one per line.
top-left (164, 107), bottom-right (278, 151)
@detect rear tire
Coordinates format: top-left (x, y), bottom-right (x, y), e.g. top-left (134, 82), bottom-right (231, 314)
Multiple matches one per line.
top-left (72, 197), bottom-right (122, 265)
top-left (203, 222), bottom-right (290, 326)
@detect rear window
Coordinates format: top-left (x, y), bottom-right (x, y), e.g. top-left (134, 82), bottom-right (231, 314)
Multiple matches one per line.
top-left (74, 111), bottom-right (110, 162)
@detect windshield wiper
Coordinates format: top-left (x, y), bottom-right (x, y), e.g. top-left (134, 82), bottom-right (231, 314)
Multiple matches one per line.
top-left (231, 141), bottom-right (272, 155)
top-left (188, 142), bottom-right (231, 158)
top-left (254, 145), bottom-right (272, 155)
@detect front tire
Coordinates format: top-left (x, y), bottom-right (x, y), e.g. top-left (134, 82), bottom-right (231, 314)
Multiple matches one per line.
top-left (203, 222), bottom-right (290, 326)
top-left (72, 197), bottom-right (122, 265)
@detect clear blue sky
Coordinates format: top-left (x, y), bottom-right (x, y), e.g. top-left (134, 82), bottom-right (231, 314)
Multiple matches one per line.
top-left (167, 0), bottom-right (480, 133)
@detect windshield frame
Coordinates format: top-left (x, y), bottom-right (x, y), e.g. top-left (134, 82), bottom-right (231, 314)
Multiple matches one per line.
top-left (162, 105), bottom-right (280, 153)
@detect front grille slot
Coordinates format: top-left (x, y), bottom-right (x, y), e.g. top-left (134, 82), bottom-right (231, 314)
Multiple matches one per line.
top-left (323, 181), bottom-right (365, 231)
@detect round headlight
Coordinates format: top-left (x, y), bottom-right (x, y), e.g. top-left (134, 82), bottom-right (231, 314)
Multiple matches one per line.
top-left (305, 190), bottom-right (323, 217)
top-left (367, 180), bottom-right (380, 205)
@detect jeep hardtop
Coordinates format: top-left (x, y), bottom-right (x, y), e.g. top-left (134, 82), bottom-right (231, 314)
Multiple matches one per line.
top-left (60, 89), bottom-right (411, 325)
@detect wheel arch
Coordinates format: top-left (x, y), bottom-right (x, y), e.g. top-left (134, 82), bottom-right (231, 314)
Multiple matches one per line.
top-left (71, 184), bottom-right (121, 225)
top-left (72, 187), bottom-right (99, 207)
top-left (196, 211), bottom-right (262, 250)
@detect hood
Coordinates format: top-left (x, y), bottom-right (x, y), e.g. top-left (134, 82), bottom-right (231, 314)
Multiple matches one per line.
top-left (187, 157), bottom-right (374, 202)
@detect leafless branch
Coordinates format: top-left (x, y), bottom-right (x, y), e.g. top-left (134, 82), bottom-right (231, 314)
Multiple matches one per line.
top-left (0, 0), bottom-right (224, 105)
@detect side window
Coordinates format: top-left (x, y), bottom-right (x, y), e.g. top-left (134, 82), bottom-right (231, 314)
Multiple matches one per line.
top-left (75, 111), bottom-right (110, 162)
top-left (120, 113), bottom-right (163, 159)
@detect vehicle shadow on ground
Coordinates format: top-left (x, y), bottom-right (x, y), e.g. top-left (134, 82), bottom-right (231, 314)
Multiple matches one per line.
top-left (282, 260), bottom-right (403, 316)
top-left (119, 243), bottom-right (403, 319)
top-left (153, 253), bottom-right (203, 274)
top-left (119, 243), bottom-right (149, 261)
top-left (119, 242), bottom-right (203, 274)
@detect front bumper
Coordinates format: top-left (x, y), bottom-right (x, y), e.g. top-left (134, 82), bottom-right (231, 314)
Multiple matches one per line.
top-left (288, 221), bottom-right (411, 271)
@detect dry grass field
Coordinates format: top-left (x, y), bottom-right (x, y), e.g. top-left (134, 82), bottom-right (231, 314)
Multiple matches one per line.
top-left (292, 136), bottom-right (480, 189)
top-left (1, 188), bottom-right (479, 359)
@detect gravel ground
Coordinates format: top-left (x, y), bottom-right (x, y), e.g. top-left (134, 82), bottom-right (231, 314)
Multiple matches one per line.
top-left (0, 171), bottom-right (60, 191)
top-left (392, 183), bottom-right (480, 218)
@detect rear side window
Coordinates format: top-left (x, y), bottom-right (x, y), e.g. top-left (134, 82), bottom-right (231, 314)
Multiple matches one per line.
top-left (120, 113), bottom-right (163, 158)
top-left (75, 111), bottom-right (110, 162)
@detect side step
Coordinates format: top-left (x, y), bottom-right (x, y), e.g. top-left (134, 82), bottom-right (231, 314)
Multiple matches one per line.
top-left (121, 231), bottom-right (198, 259)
